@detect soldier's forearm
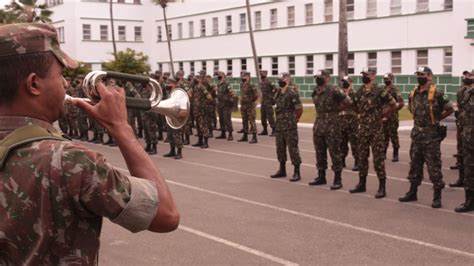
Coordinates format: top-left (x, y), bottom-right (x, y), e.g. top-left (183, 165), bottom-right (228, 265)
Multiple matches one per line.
top-left (441, 107), bottom-right (454, 120)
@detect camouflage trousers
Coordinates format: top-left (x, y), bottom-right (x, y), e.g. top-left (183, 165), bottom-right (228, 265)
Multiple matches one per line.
top-left (260, 102), bottom-right (275, 129)
top-left (128, 109), bottom-right (143, 135)
top-left (157, 114), bottom-right (166, 135)
top-left (313, 124), bottom-right (344, 172)
top-left (66, 111), bottom-right (79, 133)
top-left (91, 119), bottom-right (105, 134)
top-left (240, 104), bottom-right (257, 134)
top-left (358, 125), bottom-right (387, 180)
top-left (218, 105), bottom-right (233, 132)
top-left (206, 103), bottom-right (216, 131)
top-left (195, 110), bottom-right (210, 138)
top-left (143, 112), bottom-right (158, 144)
top-left (340, 115), bottom-right (359, 163)
top-left (167, 127), bottom-right (184, 149)
top-left (58, 116), bottom-right (68, 133)
top-left (462, 127), bottom-right (473, 190)
top-left (275, 128), bottom-right (301, 165)
top-left (78, 110), bottom-right (89, 135)
top-left (456, 119), bottom-right (464, 168)
top-left (407, 138), bottom-right (445, 190)
top-left (383, 118), bottom-right (400, 151)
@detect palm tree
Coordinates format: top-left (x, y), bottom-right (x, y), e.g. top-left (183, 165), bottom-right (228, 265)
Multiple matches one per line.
top-left (338, 0), bottom-right (348, 80)
top-left (153, 0), bottom-right (175, 77)
top-left (245, 0), bottom-right (260, 82)
top-left (110, 0), bottom-right (117, 59)
top-left (4, 0), bottom-right (52, 23)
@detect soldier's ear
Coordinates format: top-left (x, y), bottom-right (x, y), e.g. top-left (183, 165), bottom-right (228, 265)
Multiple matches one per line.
top-left (25, 73), bottom-right (42, 96)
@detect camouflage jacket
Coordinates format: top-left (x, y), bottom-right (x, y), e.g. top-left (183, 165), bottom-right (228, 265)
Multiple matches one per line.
top-left (240, 82), bottom-right (258, 107)
top-left (354, 83), bottom-right (395, 130)
top-left (339, 88), bottom-right (357, 116)
top-left (0, 117), bottom-right (159, 265)
top-left (216, 80), bottom-right (234, 107)
top-left (408, 84), bottom-right (452, 128)
top-left (193, 84), bottom-right (210, 113)
top-left (457, 85), bottom-right (468, 125)
top-left (312, 84), bottom-right (347, 135)
top-left (383, 85), bottom-right (403, 121)
top-left (460, 86), bottom-right (474, 128)
top-left (274, 87), bottom-right (302, 131)
top-left (259, 78), bottom-right (275, 105)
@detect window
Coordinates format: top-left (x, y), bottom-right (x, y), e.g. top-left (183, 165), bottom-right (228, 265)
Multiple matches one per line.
top-left (158, 63), bottom-right (163, 72)
top-left (179, 62), bottom-right (184, 71)
top-left (157, 26), bottom-right (162, 42)
top-left (178, 23), bottom-right (183, 39)
top-left (368, 52), bottom-right (377, 71)
top-left (167, 24), bottom-right (172, 40)
top-left (226, 15), bottom-right (232, 33)
top-left (56, 26), bottom-right (65, 43)
top-left (227, 59), bottom-right (233, 76)
top-left (100, 25), bottom-right (108, 41)
top-left (347, 0), bottom-right (354, 20)
top-left (324, 0), bottom-right (333, 22)
top-left (367, 0), bottom-right (377, 17)
top-left (190, 61), bottom-right (195, 74)
top-left (189, 21), bottom-right (194, 38)
top-left (133, 0), bottom-right (141, 4)
top-left (258, 57), bottom-right (262, 70)
top-left (467, 19), bottom-right (474, 38)
top-left (444, 0), bottom-right (453, 10)
top-left (270, 9), bottom-right (278, 29)
top-left (325, 54), bottom-right (333, 74)
top-left (213, 60), bottom-right (219, 72)
top-left (287, 6), bottom-right (295, 27)
top-left (348, 53), bottom-right (355, 74)
top-left (271, 57), bottom-right (278, 76)
top-left (391, 51), bottom-right (402, 74)
top-left (306, 55), bottom-right (314, 75)
top-left (240, 13), bottom-right (247, 32)
top-left (241, 58), bottom-right (247, 71)
top-left (416, 0), bottom-right (429, 13)
top-left (288, 56), bottom-right (295, 75)
top-left (305, 3), bottom-right (313, 25)
top-left (134, 26), bottom-right (142, 41)
top-left (118, 0), bottom-right (124, 3)
top-left (255, 11), bottom-right (262, 30)
top-left (417, 50), bottom-right (429, 68)
top-left (202, 61), bottom-right (207, 72)
top-left (390, 0), bottom-right (402, 15)
top-left (118, 26), bottom-right (126, 41)
top-left (82, 24), bottom-right (91, 40)
top-left (443, 48), bottom-right (452, 74)
top-left (200, 19), bottom-right (206, 37)
top-left (212, 17), bottom-right (218, 35)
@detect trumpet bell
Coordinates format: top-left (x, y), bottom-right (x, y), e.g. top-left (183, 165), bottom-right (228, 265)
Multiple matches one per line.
top-left (152, 88), bottom-right (190, 129)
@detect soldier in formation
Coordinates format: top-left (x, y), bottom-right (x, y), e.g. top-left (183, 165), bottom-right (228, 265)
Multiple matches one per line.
top-left (238, 71), bottom-right (259, 143)
top-left (259, 70), bottom-right (276, 136)
top-left (215, 71), bottom-right (235, 141)
top-left (339, 76), bottom-right (360, 171)
top-left (382, 73), bottom-right (404, 162)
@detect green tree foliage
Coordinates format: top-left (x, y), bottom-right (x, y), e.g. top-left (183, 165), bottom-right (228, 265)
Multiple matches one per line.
top-left (63, 62), bottom-right (91, 80)
top-left (0, 0), bottom-right (53, 24)
top-left (102, 48), bottom-right (151, 75)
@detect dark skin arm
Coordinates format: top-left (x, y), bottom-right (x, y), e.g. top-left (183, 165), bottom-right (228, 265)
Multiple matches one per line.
top-left (441, 106), bottom-right (454, 120)
top-left (382, 101), bottom-right (397, 118)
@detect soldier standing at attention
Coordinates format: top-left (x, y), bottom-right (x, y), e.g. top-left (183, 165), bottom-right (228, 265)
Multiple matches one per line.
top-left (270, 73), bottom-right (303, 182)
top-left (455, 70), bottom-right (474, 212)
top-left (258, 70), bottom-right (276, 136)
top-left (339, 76), bottom-right (360, 171)
top-left (382, 73), bottom-right (404, 162)
top-left (238, 71), bottom-right (259, 144)
top-left (192, 73), bottom-right (212, 148)
top-left (399, 67), bottom-right (454, 208)
top-left (176, 70), bottom-right (193, 145)
top-left (215, 71), bottom-right (235, 141)
top-left (141, 76), bottom-right (159, 155)
top-left (350, 67), bottom-right (397, 199)
top-left (308, 70), bottom-right (351, 190)
top-left (162, 78), bottom-right (185, 160)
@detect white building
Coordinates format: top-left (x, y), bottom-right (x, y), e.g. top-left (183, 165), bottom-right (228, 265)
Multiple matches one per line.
top-left (49, 0), bottom-right (474, 98)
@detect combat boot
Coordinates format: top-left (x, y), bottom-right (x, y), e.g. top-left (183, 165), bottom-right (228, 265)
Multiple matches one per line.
top-left (94, 133), bottom-right (104, 144)
top-left (237, 128), bottom-right (244, 133)
top-left (432, 188), bottom-right (442, 209)
top-left (174, 148), bottom-right (183, 160)
top-left (289, 164), bottom-right (301, 182)
top-left (270, 161), bottom-right (286, 178)
top-left (209, 128), bottom-right (214, 138)
top-left (375, 179), bottom-right (386, 199)
top-left (80, 131), bottom-right (89, 141)
top-left (349, 175), bottom-right (367, 193)
top-left (238, 133), bottom-right (248, 142)
top-left (158, 131), bottom-right (164, 141)
top-left (144, 143), bottom-right (151, 152)
top-left (201, 137), bottom-right (209, 149)
top-left (399, 182), bottom-right (418, 202)
top-left (103, 135), bottom-right (113, 145)
top-left (215, 131), bottom-right (226, 139)
top-left (392, 148), bottom-right (399, 162)
top-left (269, 127), bottom-right (276, 137)
top-left (138, 129), bottom-right (143, 139)
top-left (258, 126), bottom-right (268, 136)
top-left (449, 167), bottom-right (464, 187)
top-left (342, 159), bottom-right (346, 168)
top-left (330, 171), bottom-right (343, 190)
top-left (309, 170), bottom-right (327, 186)
top-left (163, 145), bottom-right (176, 157)
top-left (249, 133), bottom-right (258, 144)
top-left (183, 135), bottom-right (190, 145)
top-left (227, 132), bottom-right (233, 141)
top-left (147, 143), bottom-right (157, 155)
top-left (455, 190), bottom-right (474, 213)
top-left (88, 132), bottom-right (98, 142)
top-left (192, 136), bottom-right (203, 147)
top-left (108, 138), bottom-right (117, 147)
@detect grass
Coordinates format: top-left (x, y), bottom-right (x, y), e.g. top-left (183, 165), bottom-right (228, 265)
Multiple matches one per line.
top-left (232, 107), bottom-right (412, 124)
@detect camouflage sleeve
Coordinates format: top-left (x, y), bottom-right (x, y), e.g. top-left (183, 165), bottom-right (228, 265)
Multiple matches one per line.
top-left (61, 144), bottom-right (159, 233)
top-left (293, 90), bottom-right (303, 110)
top-left (437, 90), bottom-right (453, 111)
top-left (380, 87), bottom-right (396, 106)
top-left (334, 87), bottom-right (349, 104)
top-left (394, 87), bottom-right (403, 103)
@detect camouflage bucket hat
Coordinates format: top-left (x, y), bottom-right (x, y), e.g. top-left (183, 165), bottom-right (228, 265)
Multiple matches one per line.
top-left (0, 23), bottom-right (77, 69)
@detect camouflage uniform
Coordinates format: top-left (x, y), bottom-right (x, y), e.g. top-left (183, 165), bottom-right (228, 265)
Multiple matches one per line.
top-left (75, 78), bottom-right (90, 141)
top-left (178, 78), bottom-right (193, 144)
top-left (382, 83), bottom-right (403, 158)
top-left (65, 85), bottom-right (79, 137)
top-left (450, 83), bottom-right (468, 186)
top-left (239, 79), bottom-right (258, 141)
top-left (259, 75), bottom-right (276, 135)
top-left (141, 83), bottom-right (159, 154)
top-left (215, 74), bottom-right (235, 140)
top-left (339, 87), bottom-right (359, 170)
top-left (125, 82), bottom-right (142, 136)
top-left (205, 79), bottom-right (217, 136)
top-left (192, 79), bottom-right (211, 147)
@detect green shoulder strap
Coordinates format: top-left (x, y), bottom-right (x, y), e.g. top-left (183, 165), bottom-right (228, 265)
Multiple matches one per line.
top-left (0, 124), bottom-right (68, 170)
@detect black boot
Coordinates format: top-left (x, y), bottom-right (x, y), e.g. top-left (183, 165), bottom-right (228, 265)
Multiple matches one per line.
top-left (215, 131), bottom-right (226, 139)
top-left (237, 128), bottom-right (244, 133)
top-left (330, 171), bottom-right (342, 190)
top-left (258, 126), bottom-right (268, 136)
top-left (201, 137), bottom-right (209, 149)
top-left (342, 159), bottom-right (346, 168)
top-left (392, 148), bottom-right (399, 162)
top-left (270, 161), bottom-right (286, 178)
top-left (289, 164), bottom-right (301, 182)
top-left (455, 190), bottom-right (474, 213)
top-left (138, 129), bottom-right (143, 139)
top-left (174, 148), bottom-right (182, 160)
top-left (158, 132), bottom-right (164, 141)
top-left (144, 143), bottom-right (151, 152)
top-left (269, 127), bottom-right (276, 137)
top-left (450, 162), bottom-right (459, 170)
top-left (88, 132), bottom-right (98, 142)
top-left (349, 175), bottom-right (367, 193)
top-left (227, 132), bottom-right (233, 141)
top-left (432, 188), bottom-right (442, 208)
top-left (238, 133), bottom-right (248, 142)
top-left (80, 131), bottom-right (88, 141)
top-left (209, 129), bottom-right (214, 138)
top-left (94, 133), bottom-right (104, 144)
top-left (147, 143), bottom-right (157, 155)
top-left (309, 170), bottom-right (327, 186)
top-left (399, 182), bottom-right (418, 202)
top-left (183, 135), bottom-right (190, 145)
top-left (103, 135), bottom-right (113, 145)
top-left (249, 133), bottom-right (258, 144)
top-left (449, 168), bottom-right (464, 187)
top-left (375, 179), bottom-right (386, 199)
top-left (108, 138), bottom-right (117, 147)
top-left (192, 136), bottom-right (203, 147)
top-left (163, 145), bottom-right (176, 157)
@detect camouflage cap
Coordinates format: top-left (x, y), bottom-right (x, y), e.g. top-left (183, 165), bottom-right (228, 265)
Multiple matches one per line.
top-left (314, 69), bottom-right (331, 78)
top-left (361, 67), bottom-right (377, 75)
top-left (163, 72), bottom-right (171, 77)
top-left (0, 23), bottom-right (77, 69)
top-left (414, 66), bottom-right (432, 75)
top-left (464, 70), bottom-right (474, 78)
top-left (241, 71), bottom-right (250, 77)
top-left (167, 78), bottom-right (177, 84)
top-left (176, 70), bottom-right (185, 76)
top-left (216, 71), bottom-right (226, 77)
top-left (259, 70), bottom-right (268, 75)
top-left (198, 70), bottom-right (206, 76)
top-left (341, 75), bottom-right (352, 82)
top-left (383, 73), bottom-right (394, 80)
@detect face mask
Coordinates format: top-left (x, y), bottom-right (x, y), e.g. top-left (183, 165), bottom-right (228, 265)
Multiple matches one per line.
top-left (278, 81), bottom-right (287, 87)
top-left (342, 81), bottom-right (350, 89)
top-left (261, 75), bottom-right (266, 79)
top-left (218, 76), bottom-right (223, 81)
top-left (362, 76), bottom-right (371, 84)
top-left (241, 78), bottom-right (247, 82)
top-left (165, 85), bottom-right (172, 90)
top-left (384, 80), bottom-right (392, 86)
top-left (316, 77), bottom-right (325, 86)
top-left (464, 79), bottom-right (473, 86)
top-left (417, 77), bottom-right (428, 86)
